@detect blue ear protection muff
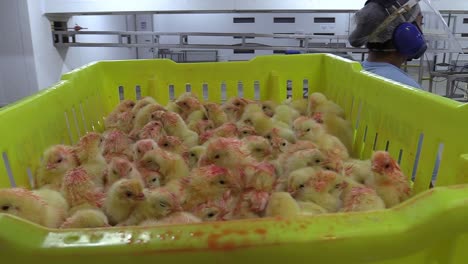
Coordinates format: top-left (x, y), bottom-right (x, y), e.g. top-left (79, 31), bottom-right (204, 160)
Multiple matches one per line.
top-left (364, 0), bottom-right (427, 59)
top-left (393, 22), bottom-right (427, 59)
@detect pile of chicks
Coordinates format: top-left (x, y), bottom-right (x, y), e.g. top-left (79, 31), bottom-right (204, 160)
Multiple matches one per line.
top-left (0, 92), bottom-right (411, 229)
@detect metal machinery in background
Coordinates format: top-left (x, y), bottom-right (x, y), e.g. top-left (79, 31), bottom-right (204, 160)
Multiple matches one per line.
top-left (50, 10), bottom-right (468, 100)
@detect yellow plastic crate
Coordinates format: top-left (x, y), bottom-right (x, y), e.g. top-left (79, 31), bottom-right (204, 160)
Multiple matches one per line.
top-left (1, 54), bottom-right (468, 264)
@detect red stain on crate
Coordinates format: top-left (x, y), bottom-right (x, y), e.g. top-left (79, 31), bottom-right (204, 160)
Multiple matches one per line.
top-left (191, 231), bottom-right (204, 237)
top-left (254, 228), bottom-right (267, 235)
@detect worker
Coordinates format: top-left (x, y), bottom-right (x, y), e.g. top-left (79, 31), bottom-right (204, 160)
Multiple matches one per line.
top-left (350, 0), bottom-right (441, 187)
top-left (348, 0), bottom-right (426, 88)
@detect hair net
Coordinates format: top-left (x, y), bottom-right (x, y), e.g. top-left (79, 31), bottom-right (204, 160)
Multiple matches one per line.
top-left (348, 0), bottom-right (421, 47)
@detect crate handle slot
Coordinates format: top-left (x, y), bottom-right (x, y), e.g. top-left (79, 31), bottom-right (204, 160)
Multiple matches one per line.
top-left (398, 149), bottom-right (404, 165)
top-left (118, 86), bottom-right (124, 101)
top-left (64, 111), bottom-right (74, 144)
top-left (185, 84), bottom-right (192, 93)
top-left (202, 83), bottom-right (208, 101)
top-left (254, 81), bottom-right (260, 101)
top-left (26, 167), bottom-right (35, 189)
top-left (286, 80), bottom-right (292, 99)
top-left (431, 143), bottom-right (444, 186)
top-left (372, 133), bottom-right (379, 151)
top-left (385, 140), bottom-right (390, 151)
top-left (79, 102), bottom-right (88, 133)
top-left (354, 100), bottom-right (363, 130)
top-left (363, 125), bottom-right (368, 143)
top-left (411, 133), bottom-right (425, 181)
top-left (237, 81), bottom-right (244, 98)
top-left (71, 107), bottom-right (81, 138)
top-left (303, 79), bottom-right (309, 98)
top-left (2, 152), bottom-right (16, 187)
top-left (135, 85), bottom-right (141, 100)
top-left (220, 82), bottom-right (227, 102)
top-left (168, 85), bottom-right (175, 101)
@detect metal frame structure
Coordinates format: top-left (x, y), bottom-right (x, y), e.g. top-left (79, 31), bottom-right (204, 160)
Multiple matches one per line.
top-left (53, 30), bottom-right (466, 54)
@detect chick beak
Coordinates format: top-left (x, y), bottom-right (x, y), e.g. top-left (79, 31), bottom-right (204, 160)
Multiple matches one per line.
top-left (134, 193), bottom-right (145, 201)
top-left (46, 163), bottom-right (56, 170)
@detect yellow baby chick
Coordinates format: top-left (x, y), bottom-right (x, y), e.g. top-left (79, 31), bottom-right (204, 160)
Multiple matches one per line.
top-left (132, 139), bottom-right (158, 161)
top-left (204, 102), bottom-right (228, 128)
top-left (293, 117), bottom-right (349, 161)
top-left (296, 201), bottom-right (328, 216)
top-left (160, 111), bottom-right (199, 147)
top-left (133, 120), bottom-right (166, 142)
top-left (241, 136), bottom-right (273, 162)
top-left (132, 103), bottom-right (166, 132)
top-left (103, 178), bottom-right (145, 225)
top-left (264, 192), bottom-right (301, 218)
top-left (60, 208), bottom-right (110, 228)
top-left (106, 157), bottom-right (142, 189)
top-left (132, 97), bottom-right (158, 115)
top-left (61, 167), bottom-right (105, 209)
top-left (73, 132), bottom-right (107, 187)
top-left (283, 97), bottom-right (308, 116)
top-left (272, 104), bottom-right (300, 127)
top-left (188, 145), bottom-right (206, 169)
top-left (0, 188), bottom-right (68, 228)
top-left (308, 92), bottom-right (345, 119)
top-left (369, 151), bottom-right (411, 208)
top-left (288, 167), bottom-right (346, 212)
top-left (36, 144), bottom-right (78, 190)
top-left (181, 165), bottom-right (241, 210)
top-left (119, 188), bottom-right (182, 226)
top-left (199, 137), bottom-right (254, 169)
top-left (140, 148), bottom-right (189, 184)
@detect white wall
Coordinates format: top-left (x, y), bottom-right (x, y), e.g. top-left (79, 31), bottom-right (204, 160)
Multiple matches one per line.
top-left (27, 3), bottom-right (137, 91)
top-left (42, 0), bottom-right (468, 14)
top-left (0, 1), bottom-right (138, 106)
top-left (0, 0), bottom-right (38, 106)
top-left (65, 15), bottom-right (137, 69)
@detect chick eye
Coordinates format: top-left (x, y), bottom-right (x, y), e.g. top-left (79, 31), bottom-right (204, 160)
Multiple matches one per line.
top-left (219, 180), bottom-right (226, 185)
top-left (282, 142), bottom-right (287, 146)
top-left (306, 128), bottom-right (311, 132)
top-left (315, 159), bottom-right (321, 163)
top-left (1, 205), bottom-right (9, 211)
top-left (190, 153), bottom-right (196, 157)
top-left (163, 143), bottom-right (169, 147)
top-left (113, 170), bottom-right (118, 175)
top-left (126, 191), bottom-right (133, 197)
top-left (299, 184), bottom-right (305, 189)
top-left (129, 167), bottom-right (133, 172)
top-left (234, 102), bottom-right (241, 106)
top-left (325, 166), bottom-right (333, 171)
top-left (137, 149), bottom-right (141, 153)
top-left (57, 158), bottom-right (63, 163)
top-left (159, 202), bottom-right (168, 208)
top-left (207, 212), bottom-right (215, 218)
top-left (243, 131), bottom-right (248, 134)
top-left (151, 178), bottom-right (158, 182)
top-left (384, 164), bottom-right (390, 169)
top-left (132, 115), bottom-right (136, 119)
top-left (262, 106), bottom-right (267, 110)
top-left (335, 184), bottom-right (342, 189)
top-left (265, 135), bottom-right (271, 140)
top-left (214, 154), bottom-right (220, 159)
